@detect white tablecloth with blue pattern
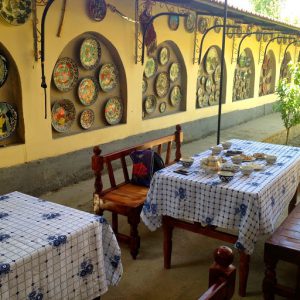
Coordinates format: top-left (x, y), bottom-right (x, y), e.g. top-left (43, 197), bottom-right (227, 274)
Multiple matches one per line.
top-left (141, 139), bottom-right (300, 255)
top-left (0, 192), bottom-right (122, 300)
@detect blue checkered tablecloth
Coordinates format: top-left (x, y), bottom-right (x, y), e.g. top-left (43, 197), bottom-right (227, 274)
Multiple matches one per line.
top-left (0, 192), bottom-right (122, 300)
top-left (141, 139), bottom-right (300, 255)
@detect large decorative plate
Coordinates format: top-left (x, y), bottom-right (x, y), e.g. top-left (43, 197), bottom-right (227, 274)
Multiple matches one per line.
top-left (78, 77), bottom-right (99, 106)
top-left (51, 99), bottom-right (76, 133)
top-left (155, 72), bottom-right (170, 98)
top-left (142, 78), bottom-right (147, 94)
top-left (0, 54), bottom-right (8, 87)
top-left (185, 13), bottom-right (196, 33)
top-left (99, 63), bottom-right (118, 92)
top-left (204, 47), bottom-right (219, 75)
top-left (159, 47), bottom-right (170, 66)
top-left (0, 102), bottom-right (17, 140)
top-left (104, 97), bottom-right (123, 125)
top-left (80, 109), bottom-right (95, 130)
top-left (144, 57), bottom-right (157, 79)
top-left (214, 18), bottom-right (221, 33)
top-left (80, 37), bottom-right (101, 70)
top-left (169, 62), bottom-right (180, 82)
top-left (88, 0), bottom-right (107, 22)
top-left (144, 95), bottom-right (157, 114)
top-left (0, 0), bottom-right (32, 25)
top-left (198, 17), bottom-right (208, 34)
top-left (53, 57), bottom-right (79, 92)
top-left (170, 85), bottom-right (182, 106)
top-left (168, 15), bottom-right (179, 31)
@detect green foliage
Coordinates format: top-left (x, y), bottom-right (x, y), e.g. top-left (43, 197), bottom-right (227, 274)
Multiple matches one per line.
top-left (249, 0), bottom-right (285, 19)
top-left (274, 62), bottom-right (300, 144)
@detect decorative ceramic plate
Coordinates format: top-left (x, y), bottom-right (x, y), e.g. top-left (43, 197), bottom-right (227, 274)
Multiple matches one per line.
top-left (214, 18), bottom-right (221, 33)
top-left (168, 15), bottom-right (179, 31)
top-left (78, 77), bottom-right (99, 106)
top-left (80, 37), bottom-right (101, 70)
top-left (197, 87), bottom-right (204, 97)
top-left (185, 13), bottom-right (196, 33)
top-left (214, 90), bottom-right (220, 102)
top-left (204, 47), bottom-right (219, 75)
top-left (203, 94), bottom-right (209, 106)
top-left (99, 63), bottom-right (118, 92)
top-left (0, 54), bottom-right (8, 87)
top-left (200, 76), bottom-right (206, 85)
top-left (198, 17), bottom-right (208, 34)
top-left (144, 95), bottom-right (157, 114)
top-left (80, 109), bottom-right (95, 130)
top-left (277, 37), bottom-right (282, 44)
top-left (51, 99), bottom-right (76, 133)
top-left (159, 102), bottom-right (167, 113)
top-left (88, 0), bottom-right (107, 22)
top-left (227, 27), bottom-right (235, 39)
top-left (53, 57), bottom-right (79, 92)
top-left (256, 31), bottom-right (262, 42)
top-left (204, 77), bottom-right (212, 93)
top-left (0, 0), bottom-right (32, 25)
top-left (159, 47), bottom-right (170, 66)
top-left (170, 85), bottom-right (182, 106)
top-left (144, 57), bottom-right (157, 79)
top-left (142, 78), bottom-right (147, 94)
top-left (238, 51), bottom-right (247, 68)
top-left (263, 34), bottom-right (268, 42)
top-left (213, 65), bottom-right (221, 84)
top-left (0, 102), bottom-right (17, 140)
top-left (155, 72), bottom-right (170, 98)
top-left (104, 97), bottom-right (123, 125)
top-left (169, 62), bottom-right (180, 82)
top-left (208, 94), bottom-right (215, 106)
top-left (236, 27), bottom-right (242, 38)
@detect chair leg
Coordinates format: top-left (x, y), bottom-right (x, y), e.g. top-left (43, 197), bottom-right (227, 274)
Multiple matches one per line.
top-left (128, 207), bottom-right (142, 259)
top-left (262, 257), bottom-right (277, 300)
top-left (163, 216), bottom-right (174, 269)
top-left (112, 212), bottom-right (118, 235)
top-left (239, 251), bottom-right (250, 297)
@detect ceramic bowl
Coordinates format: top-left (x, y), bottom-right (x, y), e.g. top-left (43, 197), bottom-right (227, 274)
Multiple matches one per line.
top-left (265, 155), bottom-right (277, 164)
top-left (221, 163), bottom-right (240, 173)
top-left (211, 146), bottom-right (223, 155)
top-left (218, 171), bottom-right (234, 183)
top-left (240, 165), bottom-right (254, 176)
top-left (179, 157), bottom-right (194, 168)
top-left (221, 141), bottom-right (232, 150)
top-left (231, 155), bottom-right (243, 164)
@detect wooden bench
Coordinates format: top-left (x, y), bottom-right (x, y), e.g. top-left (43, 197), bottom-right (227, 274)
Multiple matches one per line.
top-left (263, 201), bottom-right (300, 299)
top-left (92, 125), bottom-right (183, 259)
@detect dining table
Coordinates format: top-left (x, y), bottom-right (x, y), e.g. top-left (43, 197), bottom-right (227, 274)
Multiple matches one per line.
top-left (141, 139), bottom-right (300, 296)
top-left (0, 191), bottom-right (122, 300)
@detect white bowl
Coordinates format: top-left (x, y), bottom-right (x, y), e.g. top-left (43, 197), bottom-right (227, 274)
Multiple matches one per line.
top-left (211, 146), bottom-right (223, 155)
top-left (218, 171), bottom-right (234, 182)
top-left (231, 155), bottom-right (243, 164)
top-left (265, 155), bottom-right (277, 164)
top-left (179, 157), bottom-right (194, 168)
top-left (221, 141), bottom-right (232, 150)
top-left (240, 165), bottom-right (254, 176)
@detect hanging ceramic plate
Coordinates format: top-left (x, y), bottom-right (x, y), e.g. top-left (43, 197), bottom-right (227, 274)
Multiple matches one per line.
top-left (0, 54), bottom-right (8, 87)
top-left (80, 109), bottom-right (95, 130)
top-left (204, 77), bottom-right (212, 93)
top-left (170, 85), bottom-right (182, 106)
top-left (88, 0), bottom-right (107, 22)
top-left (0, 0), bottom-right (32, 25)
top-left (0, 102), bottom-right (17, 140)
top-left (208, 94), bottom-right (215, 106)
top-left (227, 27), bottom-right (234, 39)
top-left (204, 47), bottom-right (219, 75)
top-left (144, 95), bottom-right (157, 114)
top-left (184, 13), bottom-right (196, 33)
top-left (203, 94), bottom-right (209, 106)
top-left (277, 37), bottom-right (282, 44)
top-left (159, 102), bottom-right (167, 113)
top-left (213, 65), bottom-right (221, 84)
top-left (78, 77), bottom-right (99, 106)
top-left (214, 18), bottom-right (221, 33)
top-left (263, 34), bottom-right (268, 42)
top-left (53, 57), bottom-right (79, 92)
top-left (159, 47), bottom-right (170, 66)
top-left (256, 31), bottom-right (262, 42)
top-left (155, 72), bottom-right (170, 98)
top-left (51, 99), bottom-right (76, 133)
top-left (142, 78), bottom-right (147, 94)
top-left (80, 37), bottom-right (101, 70)
top-left (197, 87), bottom-right (204, 97)
top-left (200, 76), bottom-right (206, 85)
top-left (99, 63), bottom-right (118, 92)
top-left (214, 90), bottom-right (220, 103)
top-left (104, 97), bottom-right (123, 125)
top-left (198, 17), bottom-right (208, 34)
top-left (144, 57), bottom-right (157, 79)
top-left (168, 15), bottom-right (179, 31)
top-left (169, 62), bottom-right (180, 82)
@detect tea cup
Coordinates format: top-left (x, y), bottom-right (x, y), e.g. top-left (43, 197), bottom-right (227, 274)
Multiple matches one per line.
top-left (179, 157), bottom-right (194, 168)
top-left (218, 171), bottom-right (234, 183)
top-left (265, 155), bottom-right (277, 164)
top-left (240, 165), bottom-right (253, 176)
top-left (211, 146), bottom-right (223, 155)
top-left (231, 155), bottom-right (243, 164)
top-left (221, 141), bottom-right (232, 150)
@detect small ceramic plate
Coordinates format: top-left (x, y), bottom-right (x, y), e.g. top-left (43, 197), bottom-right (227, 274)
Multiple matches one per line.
top-left (204, 77), bottom-right (212, 93)
top-left (0, 54), bottom-right (8, 87)
top-left (80, 37), bottom-right (101, 70)
top-left (185, 13), bottom-right (196, 33)
top-left (99, 63), bottom-right (119, 92)
top-left (0, 0), bottom-right (32, 25)
top-left (88, 0), bottom-right (107, 21)
top-left (198, 17), bottom-right (208, 34)
top-left (214, 18), bottom-right (221, 33)
top-left (168, 15), bottom-right (179, 31)
top-left (159, 47), bottom-right (170, 66)
top-left (80, 109), bottom-right (95, 130)
top-left (0, 102), bottom-right (17, 140)
top-left (144, 95), bottom-right (157, 114)
top-left (144, 57), bottom-right (157, 79)
top-left (142, 78), bottom-right (147, 94)
top-left (155, 72), bottom-right (170, 98)
top-left (159, 102), bottom-right (167, 113)
top-left (78, 77), bottom-right (99, 106)
top-left (169, 62), bottom-right (180, 82)
top-left (104, 97), bottom-right (123, 125)
top-left (170, 85), bottom-right (182, 106)
top-left (213, 65), bottom-right (221, 84)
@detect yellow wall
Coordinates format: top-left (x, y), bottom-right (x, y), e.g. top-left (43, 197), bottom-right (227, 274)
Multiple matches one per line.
top-left (0, 0), bottom-right (298, 168)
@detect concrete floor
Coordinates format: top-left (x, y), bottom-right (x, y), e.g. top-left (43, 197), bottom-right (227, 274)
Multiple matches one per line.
top-left (41, 113), bottom-right (300, 300)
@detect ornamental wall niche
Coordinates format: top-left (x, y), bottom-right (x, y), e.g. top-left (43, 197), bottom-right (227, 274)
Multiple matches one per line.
top-left (196, 46), bottom-right (226, 108)
top-left (0, 43), bottom-right (24, 147)
top-left (259, 50), bottom-right (276, 96)
top-left (50, 32), bottom-right (127, 138)
top-left (280, 51), bottom-right (291, 81)
top-left (142, 41), bottom-right (186, 119)
top-left (232, 48), bottom-right (255, 101)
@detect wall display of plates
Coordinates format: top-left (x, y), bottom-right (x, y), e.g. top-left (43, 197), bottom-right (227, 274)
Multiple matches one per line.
top-left (104, 97), bottom-right (123, 125)
top-left (144, 95), bottom-right (157, 114)
top-left (198, 17), bottom-right (208, 34)
top-left (78, 77), bottom-right (99, 106)
top-left (99, 63), bottom-right (118, 92)
top-left (159, 47), bottom-right (170, 66)
top-left (144, 57), bottom-right (157, 79)
top-left (51, 99), bottom-right (76, 133)
top-left (80, 109), bottom-right (95, 130)
top-left (88, 0), bottom-right (107, 22)
top-left (184, 13), bottom-right (196, 33)
top-left (0, 0), bottom-right (32, 25)
top-left (0, 102), bottom-right (17, 140)
top-left (155, 72), bottom-right (170, 98)
top-left (159, 102), bottom-right (167, 113)
top-left (259, 53), bottom-right (274, 96)
top-left (204, 47), bottom-right (219, 75)
top-left (0, 54), bottom-right (8, 87)
top-left (168, 15), bottom-right (179, 31)
top-left (53, 57), bottom-right (79, 92)
top-left (170, 85), bottom-right (182, 106)
top-left (142, 78), bottom-right (147, 94)
top-left (169, 62), bottom-right (180, 82)
top-left (214, 18), bottom-right (221, 33)
top-left (80, 37), bottom-right (101, 70)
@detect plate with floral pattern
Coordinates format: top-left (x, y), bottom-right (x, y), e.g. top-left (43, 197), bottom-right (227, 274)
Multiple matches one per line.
top-left (0, 54), bottom-right (8, 87)
top-left (170, 85), bottom-right (182, 106)
top-left (159, 47), bottom-right (170, 66)
top-left (168, 15), bottom-right (179, 31)
top-left (88, 0), bottom-right (107, 21)
top-left (99, 63), bottom-right (118, 92)
top-left (144, 57), bottom-right (157, 79)
top-left (142, 78), bottom-right (147, 94)
top-left (104, 97), bottom-right (123, 125)
top-left (155, 72), bottom-right (170, 98)
top-left (184, 13), bottom-right (196, 33)
top-left (214, 18), bottom-right (222, 33)
top-left (159, 102), bottom-right (167, 113)
top-left (169, 62), bottom-right (180, 82)
top-left (51, 99), bottom-right (76, 133)
top-left (0, 0), bottom-right (32, 25)
top-left (198, 17), bottom-right (208, 34)
top-left (144, 95), bottom-right (157, 114)
top-left (80, 37), bottom-right (101, 70)
top-left (78, 77), bottom-right (99, 106)
top-left (80, 109), bottom-right (95, 130)
top-left (0, 102), bottom-right (17, 140)
top-left (53, 57), bottom-right (79, 92)
top-left (204, 46), bottom-right (219, 75)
